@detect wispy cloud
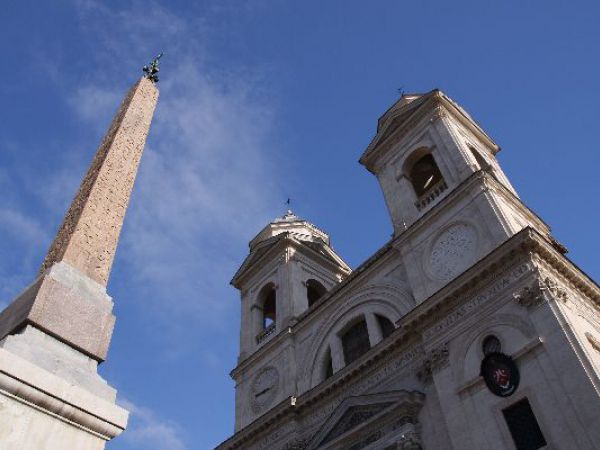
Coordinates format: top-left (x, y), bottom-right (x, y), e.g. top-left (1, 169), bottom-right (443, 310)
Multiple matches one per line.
top-left (118, 399), bottom-right (187, 450)
top-left (0, 163), bottom-right (50, 302)
top-left (0, 208), bottom-right (48, 247)
top-left (67, 1), bottom-right (283, 336)
top-left (68, 85), bottom-right (121, 124)
top-left (124, 58), bottom-right (279, 316)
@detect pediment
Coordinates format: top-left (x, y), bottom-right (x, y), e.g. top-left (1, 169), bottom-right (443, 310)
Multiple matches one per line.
top-left (231, 234), bottom-right (350, 287)
top-left (306, 390), bottom-right (425, 450)
top-left (322, 402), bottom-right (394, 445)
top-left (366, 93), bottom-right (434, 157)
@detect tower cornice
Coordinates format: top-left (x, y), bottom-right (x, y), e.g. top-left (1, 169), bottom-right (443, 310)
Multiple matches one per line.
top-left (218, 226), bottom-right (600, 449)
top-left (231, 233), bottom-right (351, 290)
top-left (360, 90), bottom-right (499, 174)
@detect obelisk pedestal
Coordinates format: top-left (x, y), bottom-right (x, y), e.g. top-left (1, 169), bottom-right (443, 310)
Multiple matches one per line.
top-left (0, 76), bottom-right (158, 449)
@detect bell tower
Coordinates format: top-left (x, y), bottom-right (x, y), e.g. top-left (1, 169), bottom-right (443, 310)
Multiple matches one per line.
top-left (361, 90), bottom-right (519, 233)
top-left (361, 90), bottom-right (554, 302)
top-left (230, 211), bottom-right (350, 430)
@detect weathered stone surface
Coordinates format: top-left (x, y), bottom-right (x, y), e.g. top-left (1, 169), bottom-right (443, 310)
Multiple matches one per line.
top-left (0, 75), bottom-right (158, 449)
top-left (1, 325), bottom-right (116, 400)
top-left (39, 77), bottom-right (158, 286)
top-left (0, 348), bottom-right (128, 449)
top-left (0, 261), bottom-right (115, 361)
top-left (218, 90), bottom-right (600, 450)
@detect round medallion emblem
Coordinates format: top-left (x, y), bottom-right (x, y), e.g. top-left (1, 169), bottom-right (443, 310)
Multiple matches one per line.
top-left (480, 352), bottom-right (520, 397)
top-left (250, 366), bottom-right (279, 413)
top-left (428, 223), bottom-right (477, 282)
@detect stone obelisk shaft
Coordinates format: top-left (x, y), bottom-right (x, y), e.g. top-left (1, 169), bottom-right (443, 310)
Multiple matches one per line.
top-left (0, 76), bottom-right (158, 362)
top-left (40, 77), bottom-right (158, 285)
top-left (0, 75), bottom-right (158, 449)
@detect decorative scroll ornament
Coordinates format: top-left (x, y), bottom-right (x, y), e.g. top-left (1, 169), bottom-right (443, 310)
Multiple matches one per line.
top-left (544, 277), bottom-right (568, 302)
top-left (143, 53), bottom-right (163, 83)
top-left (513, 282), bottom-right (544, 308)
top-left (416, 359), bottom-right (432, 384)
top-left (513, 277), bottom-right (567, 309)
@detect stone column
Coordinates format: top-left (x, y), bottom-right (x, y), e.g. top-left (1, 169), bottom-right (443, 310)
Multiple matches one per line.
top-left (0, 76), bottom-right (159, 449)
top-left (330, 336), bottom-right (346, 372)
top-left (366, 312), bottom-right (384, 347)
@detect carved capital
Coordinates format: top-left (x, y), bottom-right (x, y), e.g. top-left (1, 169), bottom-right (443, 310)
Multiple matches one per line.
top-left (416, 342), bottom-right (449, 383)
top-left (544, 277), bottom-right (568, 302)
top-left (514, 277), bottom-right (567, 309)
top-left (416, 361), bottom-right (432, 384)
top-left (513, 281), bottom-right (544, 308)
top-left (429, 342), bottom-right (449, 371)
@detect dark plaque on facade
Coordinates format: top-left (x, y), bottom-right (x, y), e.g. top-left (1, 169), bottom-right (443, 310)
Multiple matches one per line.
top-left (480, 352), bottom-right (519, 397)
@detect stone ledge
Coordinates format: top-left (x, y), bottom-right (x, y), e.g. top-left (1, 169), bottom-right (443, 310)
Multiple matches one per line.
top-left (1, 325), bottom-right (116, 400)
top-left (0, 348), bottom-right (127, 439)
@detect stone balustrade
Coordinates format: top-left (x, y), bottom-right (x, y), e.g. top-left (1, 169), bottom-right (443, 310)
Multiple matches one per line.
top-left (414, 179), bottom-right (448, 211)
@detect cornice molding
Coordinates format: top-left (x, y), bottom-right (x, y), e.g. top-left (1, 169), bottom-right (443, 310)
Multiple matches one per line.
top-left (360, 92), bottom-right (499, 174)
top-left (232, 234), bottom-right (350, 289)
top-left (220, 226), bottom-right (600, 449)
top-left (0, 349), bottom-right (126, 440)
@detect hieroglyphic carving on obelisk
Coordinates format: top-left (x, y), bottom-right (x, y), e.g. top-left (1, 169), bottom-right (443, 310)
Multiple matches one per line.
top-left (0, 75), bottom-right (159, 361)
top-left (40, 77), bottom-right (159, 285)
top-left (0, 65), bottom-right (161, 448)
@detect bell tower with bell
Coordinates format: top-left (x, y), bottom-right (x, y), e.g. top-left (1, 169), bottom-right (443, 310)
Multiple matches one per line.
top-left (230, 210), bottom-right (350, 430)
top-left (360, 90), bottom-right (553, 302)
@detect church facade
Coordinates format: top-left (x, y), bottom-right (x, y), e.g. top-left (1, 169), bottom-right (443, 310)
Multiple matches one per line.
top-left (217, 90), bottom-right (600, 450)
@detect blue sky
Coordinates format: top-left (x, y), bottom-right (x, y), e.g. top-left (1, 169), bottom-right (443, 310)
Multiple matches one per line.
top-left (1, 1), bottom-right (600, 449)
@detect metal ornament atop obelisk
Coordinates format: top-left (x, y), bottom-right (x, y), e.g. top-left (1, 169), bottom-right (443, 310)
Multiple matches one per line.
top-left (39, 75), bottom-right (158, 286)
top-left (0, 62), bottom-right (160, 448)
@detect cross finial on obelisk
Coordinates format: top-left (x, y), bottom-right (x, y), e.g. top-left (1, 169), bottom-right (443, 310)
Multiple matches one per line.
top-left (39, 75), bottom-right (159, 285)
top-left (142, 52), bottom-right (163, 83)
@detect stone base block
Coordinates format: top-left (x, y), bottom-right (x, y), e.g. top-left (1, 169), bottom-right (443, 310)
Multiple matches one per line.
top-left (0, 348), bottom-right (128, 449)
top-left (0, 262), bottom-right (115, 361)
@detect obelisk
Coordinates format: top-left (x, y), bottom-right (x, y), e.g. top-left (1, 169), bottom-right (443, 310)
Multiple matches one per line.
top-left (0, 58), bottom-right (160, 449)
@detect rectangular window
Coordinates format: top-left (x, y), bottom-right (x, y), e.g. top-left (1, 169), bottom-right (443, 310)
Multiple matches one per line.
top-left (502, 398), bottom-right (547, 450)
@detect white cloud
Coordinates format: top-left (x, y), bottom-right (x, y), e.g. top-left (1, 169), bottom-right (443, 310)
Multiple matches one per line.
top-left (66, 1), bottom-right (284, 334)
top-left (0, 206), bottom-right (48, 302)
top-left (120, 57), bottom-right (280, 326)
top-left (68, 85), bottom-right (122, 124)
top-left (118, 399), bottom-right (187, 450)
top-left (0, 208), bottom-right (48, 246)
